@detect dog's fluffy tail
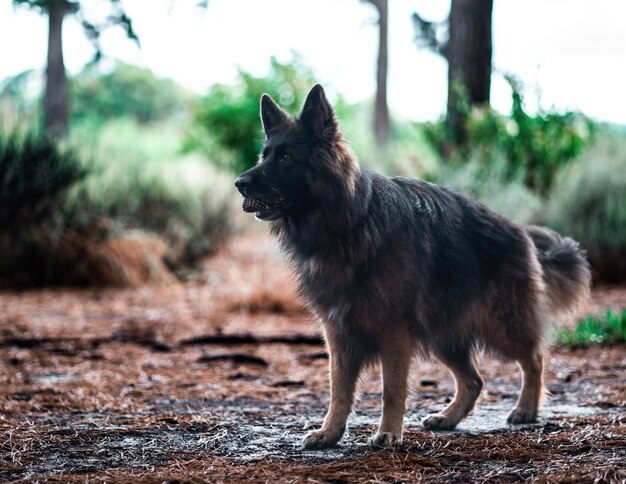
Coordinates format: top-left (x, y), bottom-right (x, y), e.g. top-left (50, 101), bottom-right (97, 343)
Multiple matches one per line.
top-left (526, 225), bottom-right (591, 317)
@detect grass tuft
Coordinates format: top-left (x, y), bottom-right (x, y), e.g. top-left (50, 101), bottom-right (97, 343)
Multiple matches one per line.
top-left (556, 308), bottom-right (626, 348)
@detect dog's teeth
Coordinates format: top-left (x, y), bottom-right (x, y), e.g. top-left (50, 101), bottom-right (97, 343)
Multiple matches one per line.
top-left (242, 195), bottom-right (283, 214)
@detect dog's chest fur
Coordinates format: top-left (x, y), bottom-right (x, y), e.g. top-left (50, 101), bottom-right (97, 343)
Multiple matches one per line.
top-left (287, 218), bottom-right (420, 346)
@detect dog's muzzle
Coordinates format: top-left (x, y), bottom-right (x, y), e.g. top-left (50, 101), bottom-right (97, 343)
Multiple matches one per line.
top-left (242, 196), bottom-right (285, 213)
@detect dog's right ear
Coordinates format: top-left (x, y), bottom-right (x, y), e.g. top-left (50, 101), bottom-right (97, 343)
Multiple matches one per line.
top-left (300, 84), bottom-right (335, 139)
top-left (260, 94), bottom-right (290, 135)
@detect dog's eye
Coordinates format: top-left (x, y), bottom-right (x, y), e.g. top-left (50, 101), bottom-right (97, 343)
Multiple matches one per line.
top-left (282, 153), bottom-right (293, 162)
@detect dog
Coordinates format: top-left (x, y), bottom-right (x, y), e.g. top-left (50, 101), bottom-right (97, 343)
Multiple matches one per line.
top-left (235, 84), bottom-right (591, 449)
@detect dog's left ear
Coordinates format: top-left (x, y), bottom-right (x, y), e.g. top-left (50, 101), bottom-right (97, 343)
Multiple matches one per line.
top-left (300, 84), bottom-right (335, 138)
top-left (261, 94), bottom-right (290, 135)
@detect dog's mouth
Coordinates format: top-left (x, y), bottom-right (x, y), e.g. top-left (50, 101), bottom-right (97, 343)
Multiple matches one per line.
top-left (242, 196), bottom-right (285, 221)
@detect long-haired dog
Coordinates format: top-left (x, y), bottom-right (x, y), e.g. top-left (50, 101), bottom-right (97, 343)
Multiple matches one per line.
top-left (235, 85), bottom-right (591, 448)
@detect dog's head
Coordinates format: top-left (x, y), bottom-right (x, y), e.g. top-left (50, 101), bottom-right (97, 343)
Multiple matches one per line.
top-left (235, 84), bottom-right (359, 222)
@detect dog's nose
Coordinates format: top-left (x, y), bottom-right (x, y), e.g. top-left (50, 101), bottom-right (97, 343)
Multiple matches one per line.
top-left (235, 175), bottom-right (251, 190)
top-left (235, 175), bottom-right (252, 195)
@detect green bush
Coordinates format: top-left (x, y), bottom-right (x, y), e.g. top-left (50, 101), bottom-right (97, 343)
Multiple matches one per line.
top-left (0, 130), bottom-right (89, 286)
top-left (71, 62), bottom-right (189, 126)
top-left (185, 55), bottom-right (318, 175)
top-left (425, 77), bottom-right (593, 194)
top-left (336, 100), bottom-right (439, 177)
top-left (0, 130), bottom-right (87, 233)
top-left (556, 309), bottom-right (626, 348)
top-left (436, 154), bottom-right (542, 224)
top-left (0, 69), bottom-right (39, 131)
top-left (0, 121), bottom-right (234, 287)
top-left (547, 133), bottom-right (626, 282)
top-left (66, 119), bottom-right (233, 272)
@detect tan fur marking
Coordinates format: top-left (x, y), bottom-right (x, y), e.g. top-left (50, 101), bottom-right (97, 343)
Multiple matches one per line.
top-left (369, 329), bottom-right (413, 446)
top-left (303, 324), bottom-right (363, 449)
top-left (508, 352), bottom-right (544, 424)
top-left (423, 358), bottom-right (483, 430)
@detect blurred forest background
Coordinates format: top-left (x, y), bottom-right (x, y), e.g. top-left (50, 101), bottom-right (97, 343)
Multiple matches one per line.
top-left (1, 0), bottom-right (625, 288)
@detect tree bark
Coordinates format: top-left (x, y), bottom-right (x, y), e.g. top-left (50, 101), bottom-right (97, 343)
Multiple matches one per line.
top-left (365, 0), bottom-right (391, 145)
top-left (446, 0), bottom-right (493, 143)
top-left (374, 0), bottom-right (390, 144)
top-left (44, 1), bottom-right (69, 138)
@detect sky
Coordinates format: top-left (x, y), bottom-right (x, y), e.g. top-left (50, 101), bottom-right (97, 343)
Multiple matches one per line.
top-left (1, 0), bottom-right (626, 123)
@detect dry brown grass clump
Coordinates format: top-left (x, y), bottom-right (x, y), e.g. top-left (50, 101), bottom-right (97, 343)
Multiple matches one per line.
top-left (228, 284), bottom-right (305, 315)
top-left (55, 229), bottom-right (173, 287)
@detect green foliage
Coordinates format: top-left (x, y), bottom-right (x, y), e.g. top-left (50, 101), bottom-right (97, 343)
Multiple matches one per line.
top-left (71, 62), bottom-right (189, 126)
top-left (0, 69), bottom-right (39, 130)
top-left (66, 119), bottom-right (233, 270)
top-left (0, 121), bottom-right (234, 287)
top-left (0, 130), bottom-right (87, 233)
top-left (185, 55), bottom-right (318, 174)
top-left (436, 155), bottom-right (542, 224)
top-left (556, 309), bottom-right (626, 348)
top-left (0, 130), bottom-right (89, 286)
top-left (425, 77), bottom-right (593, 194)
top-left (547, 132), bottom-right (626, 282)
top-left (337, 100), bottom-right (439, 177)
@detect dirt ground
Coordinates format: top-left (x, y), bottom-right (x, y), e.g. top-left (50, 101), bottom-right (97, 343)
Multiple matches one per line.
top-left (1, 230), bottom-right (625, 483)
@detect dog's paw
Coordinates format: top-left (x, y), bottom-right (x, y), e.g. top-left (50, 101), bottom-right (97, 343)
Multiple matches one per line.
top-left (367, 431), bottom-right (402, 449)
top-left (507, 407), bottom-right (538, 424)
top-left (303, 429), bottom-right (342, 450)
top-left (422, 414), bottom-right (459, 431)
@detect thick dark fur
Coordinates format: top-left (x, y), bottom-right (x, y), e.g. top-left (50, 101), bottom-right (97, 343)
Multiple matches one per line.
top-left (235, 85), bottom-right (591, 449)
top-left (525, 225), bottom-right (591, 316)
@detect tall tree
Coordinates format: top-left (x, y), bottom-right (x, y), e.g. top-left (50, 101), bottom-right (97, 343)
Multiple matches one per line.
top-left (414, 0), bottom-right (493, 143)
top-left (12, 0), bottom-right (139, 138)
top-left (43, 1), bottom-right (69, 137)
top-left (362, 0), bottom-right (391, 144)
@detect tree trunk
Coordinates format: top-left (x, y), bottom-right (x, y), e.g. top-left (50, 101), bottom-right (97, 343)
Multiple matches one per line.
top-left (44, 1), bottom-right (69, 138)
top-left (373, 0), bottom-right (390, 144)
top-left (446, 0), bottom-right (493, 144)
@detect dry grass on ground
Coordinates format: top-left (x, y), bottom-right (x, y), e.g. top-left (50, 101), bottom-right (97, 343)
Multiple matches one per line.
top-left (1, 231), bottom-right (625, 482)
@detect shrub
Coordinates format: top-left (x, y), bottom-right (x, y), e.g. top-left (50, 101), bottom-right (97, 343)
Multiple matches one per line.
top-left (0, 130), bottom-right (87, 233)
top-left (52, 228), bottom-right (173, 287)
top-left (0, 130), bottom-right (89, 286)
top-left (337, 100), bottom-right (439, 177)
top-left (425, 76), bottom-right (593, 194)
top-left (70, 62), bottom-right (189, 126)
top-left (185, 55), bottom-right (318, 175)
top-left (436, 154), bottom-right (542, 224)
top-left (0, 122), bottom-right (234, 288)
top-left (556, 309), bottom-right (626, 348)
top-left (0, 69), bottom-right (40, 131)
top-left (547, 133), bottom-right (626, 282)
top-left (65, 120), bottom-right (233, 274)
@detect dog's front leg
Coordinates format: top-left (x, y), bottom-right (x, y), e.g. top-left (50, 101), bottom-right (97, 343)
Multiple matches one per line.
top-left (368, 339), bottom-right (412, 448)
top-left (303, 326), bottom-right (363, 450)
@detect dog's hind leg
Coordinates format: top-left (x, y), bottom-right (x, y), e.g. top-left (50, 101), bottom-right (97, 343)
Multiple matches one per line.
top-left (368, 340), bottom-right (413, 448)
top-left (303, 326), bottom-right (364, 450)
top-left (508, 351), bottom-right (544, 424)
top-left (423, 348), bottom-right (483, 431)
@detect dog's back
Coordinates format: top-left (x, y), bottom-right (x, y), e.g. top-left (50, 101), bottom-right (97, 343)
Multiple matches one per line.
top-left (296, 173), bottom-right (554, 363)
top-left (392, 177), bottom-right (549, 360)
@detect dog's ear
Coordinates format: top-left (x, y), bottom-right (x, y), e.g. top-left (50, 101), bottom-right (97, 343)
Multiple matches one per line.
top-left (300, 84), bottom-right (335, 138)
top-left (260, 94), bottom-right (290, 135)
